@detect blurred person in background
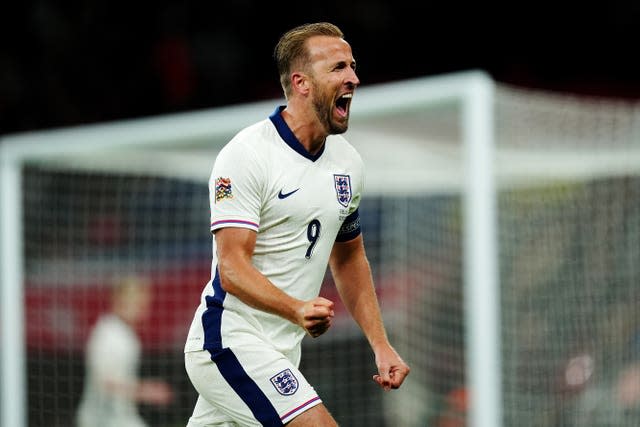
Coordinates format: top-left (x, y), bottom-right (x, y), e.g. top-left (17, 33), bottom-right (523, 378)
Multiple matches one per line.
top-left (76, 276), bottom-right (174, 427)
top-left (183, 21), bottom-right (409, 426)
top-left (431, 386), bottom-right (468, 427)
top-left (559, 298), bottom-right (640, 427)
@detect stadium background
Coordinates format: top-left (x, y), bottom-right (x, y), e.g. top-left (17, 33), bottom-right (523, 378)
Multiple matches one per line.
top-left (3, 2), bottom-right (640, 427)
top-left (2, 1), bottom-right (640, 136)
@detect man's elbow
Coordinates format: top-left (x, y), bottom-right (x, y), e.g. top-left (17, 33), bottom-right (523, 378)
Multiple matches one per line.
top-left (216, 257), bottom-right (239, 294)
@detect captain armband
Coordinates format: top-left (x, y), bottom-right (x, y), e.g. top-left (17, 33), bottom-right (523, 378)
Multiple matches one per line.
top-left (336, 209), bottom-right (361, 242)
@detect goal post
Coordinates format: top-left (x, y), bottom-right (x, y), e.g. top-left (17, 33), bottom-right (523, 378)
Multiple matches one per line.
top-left (1, 70), bottom-right (500, 427)
top-left (0, 98), bottom-right (277, 427)
top-left (7, 68), bottom-right (640, 427)
top-left (0, 69), bottom-right (523, 427)
top-left (1, 149), bottom-right (27, 427)
top-left (463, 75), bottom-right (501, 427)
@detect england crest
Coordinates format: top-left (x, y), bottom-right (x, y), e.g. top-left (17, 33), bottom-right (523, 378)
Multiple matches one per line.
top-left (270, 369), bottom-right (299, 396)
top-left (333, 174), bottom-right (352, 207)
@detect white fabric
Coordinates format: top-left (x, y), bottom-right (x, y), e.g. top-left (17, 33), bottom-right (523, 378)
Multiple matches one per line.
top-left (184, 111), bottom-right (364, 355)
top-left (184, 345), bottom-right (322, 426)
top-left (183, 108), bottom-right (364, 425)
top-left (76, 314), bottom-right (146, 427)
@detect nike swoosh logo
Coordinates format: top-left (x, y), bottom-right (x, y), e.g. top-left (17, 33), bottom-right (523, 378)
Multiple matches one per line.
top-left (277, 188), bottom-right (300, 199)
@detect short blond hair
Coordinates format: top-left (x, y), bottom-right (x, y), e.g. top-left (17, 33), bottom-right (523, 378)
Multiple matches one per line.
top-left (273, 22), bottom-right (344, 99)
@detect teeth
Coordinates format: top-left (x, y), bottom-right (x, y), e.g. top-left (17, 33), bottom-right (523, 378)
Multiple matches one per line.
top-left (341, 93), bottom-right (352, 99)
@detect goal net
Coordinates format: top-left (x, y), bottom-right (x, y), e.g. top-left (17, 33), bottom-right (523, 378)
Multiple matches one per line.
top-left (378, 84), bottom-right (640, 427)
top-left (2, 71), bottom-right (640, 427)
top-left (494, 87), bottom-right (640, 427)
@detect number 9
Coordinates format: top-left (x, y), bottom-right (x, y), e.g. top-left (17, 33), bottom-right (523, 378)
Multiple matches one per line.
top-left (305, 219), bottom-right (321, 259)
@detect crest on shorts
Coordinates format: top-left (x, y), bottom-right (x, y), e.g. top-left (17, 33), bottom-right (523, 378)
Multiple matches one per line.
top-left (214, 177), bottom-right (233, 203)
top-left (333, 174), bottom-right (352, 207)
top-left (270, 369), bottom-right (299, 396)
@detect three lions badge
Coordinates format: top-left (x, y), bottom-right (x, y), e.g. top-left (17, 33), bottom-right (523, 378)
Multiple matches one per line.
top-left (270, 369), bottom-right (299, 395)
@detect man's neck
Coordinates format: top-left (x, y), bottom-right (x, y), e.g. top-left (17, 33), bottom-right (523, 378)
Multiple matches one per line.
top-left (280, 107), bottom-right (327, 155)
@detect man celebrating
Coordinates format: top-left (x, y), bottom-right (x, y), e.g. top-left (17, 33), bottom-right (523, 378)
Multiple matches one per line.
top-left (184, 22), bottom-right (410, 426)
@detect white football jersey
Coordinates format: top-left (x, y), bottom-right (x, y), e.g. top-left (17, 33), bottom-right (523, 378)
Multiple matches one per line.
top-left (77, 314), bottom-right (147, 427)
top-left (184, 106), bottom-right (364, 357)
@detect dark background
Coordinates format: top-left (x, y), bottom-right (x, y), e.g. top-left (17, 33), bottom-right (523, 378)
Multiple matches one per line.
top-left (3, 1), bottom-right (640, 136)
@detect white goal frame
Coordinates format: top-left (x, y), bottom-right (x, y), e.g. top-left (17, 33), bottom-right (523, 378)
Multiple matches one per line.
top-left (0, 70), bottom-right (500, 427)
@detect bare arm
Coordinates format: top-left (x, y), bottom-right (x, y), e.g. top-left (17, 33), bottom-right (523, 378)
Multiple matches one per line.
top-left (329, 235), bottom-right (410, 390)
top-left (102, 377), bottom-right (173, 406)
top-left (215, 227), bottom-right (334, 337)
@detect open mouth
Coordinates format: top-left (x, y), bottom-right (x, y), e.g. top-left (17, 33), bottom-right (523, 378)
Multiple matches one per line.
top-left (335, 93), bottom-right (352, 118)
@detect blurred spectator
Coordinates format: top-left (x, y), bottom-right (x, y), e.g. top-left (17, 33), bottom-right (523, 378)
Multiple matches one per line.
top-left (432, 386), bottom-right (468, 427)
top-left (560, 301), bottom-right (640, 427)
top-left (615, 362), bottom-right (640, 408)
top-left (76, 276), bottom-right (173, 427)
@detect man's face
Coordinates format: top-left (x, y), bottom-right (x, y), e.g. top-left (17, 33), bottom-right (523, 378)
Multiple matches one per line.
top-left (306, 36), bottom-right (359, 135)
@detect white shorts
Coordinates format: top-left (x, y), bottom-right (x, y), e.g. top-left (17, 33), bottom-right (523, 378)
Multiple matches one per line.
top-left (184, 345), bottom-right (322, 427)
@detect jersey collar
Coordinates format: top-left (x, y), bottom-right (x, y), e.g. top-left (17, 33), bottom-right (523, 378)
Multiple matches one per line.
top-left (269, 106), bottom-right (325, 162)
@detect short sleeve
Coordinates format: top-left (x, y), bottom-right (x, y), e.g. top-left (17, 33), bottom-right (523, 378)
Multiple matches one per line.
top-left (209, 141), bottom-right (263, 233)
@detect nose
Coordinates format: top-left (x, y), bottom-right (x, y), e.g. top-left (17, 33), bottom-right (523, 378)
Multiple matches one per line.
top-left (347, 68), bottom-right (360, 87)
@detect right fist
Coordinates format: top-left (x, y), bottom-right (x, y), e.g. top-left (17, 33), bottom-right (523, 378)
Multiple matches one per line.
top-left (298, 297), bottom-right (334, 338)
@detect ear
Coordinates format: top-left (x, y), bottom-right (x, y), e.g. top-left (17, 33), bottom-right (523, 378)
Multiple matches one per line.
top-left (291, 72), bottom-right (310, 95)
